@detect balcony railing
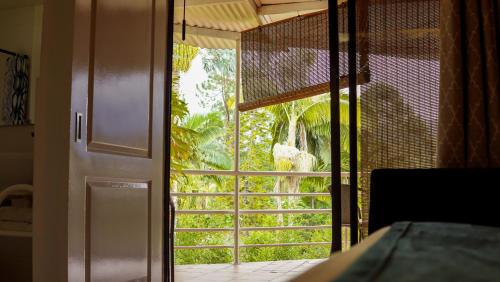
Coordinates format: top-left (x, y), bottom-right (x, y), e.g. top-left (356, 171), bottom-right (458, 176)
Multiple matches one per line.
top-left (171, 169), bottom-right (352, 264)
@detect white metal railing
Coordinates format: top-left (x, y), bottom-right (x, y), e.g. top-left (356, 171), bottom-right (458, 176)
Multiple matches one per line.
top-left (174, 169), bottom-right (338, 177)
top-left (171, 169), bottom-right (351, 264)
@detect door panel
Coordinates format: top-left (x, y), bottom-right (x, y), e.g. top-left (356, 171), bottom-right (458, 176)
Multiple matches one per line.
top-left (88, 0), bottom-right (154, 157)
top-left (70, 0), bottom-right (166, 281)
top-left (86, 180), bottom-right (150, 282)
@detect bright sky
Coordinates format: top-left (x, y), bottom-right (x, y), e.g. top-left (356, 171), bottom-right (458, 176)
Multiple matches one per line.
top-left (179, 53), bottom-right (208, 114)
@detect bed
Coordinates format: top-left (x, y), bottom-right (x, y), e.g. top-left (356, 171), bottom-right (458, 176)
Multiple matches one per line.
top-left (0, 184), bottom-right (33, 282)
top-left (292, 222), bottom-right (500, 282)
top-left (292, 169), bottom-right (500, 282)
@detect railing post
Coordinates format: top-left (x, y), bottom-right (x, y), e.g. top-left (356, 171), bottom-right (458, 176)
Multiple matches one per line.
top-left (234, 176), bottom-right (240, 264)
top-left (233, 39), bottom-right (242, 265)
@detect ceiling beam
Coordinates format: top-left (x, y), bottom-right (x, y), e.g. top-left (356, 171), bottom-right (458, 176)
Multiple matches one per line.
top-left (258, 0), bottom-right (328, 15)
top-left (244, 0), bottom-right (263, 26)
top-left (174, 0), bottom-right (245, 8)
top-left (173, 24), bottom-right (241, 41)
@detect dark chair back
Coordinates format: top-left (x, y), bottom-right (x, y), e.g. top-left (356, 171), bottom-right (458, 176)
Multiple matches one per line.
top-left (368, 168), bottom-right (500, 234)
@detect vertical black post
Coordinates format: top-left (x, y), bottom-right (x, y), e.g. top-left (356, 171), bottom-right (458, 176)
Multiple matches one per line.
top-left (328, 0), bottom-right (342, 253)
top-left (347, 0), bottom-right (359, 246)
top-left (164, 0), bottom-right (175, 281)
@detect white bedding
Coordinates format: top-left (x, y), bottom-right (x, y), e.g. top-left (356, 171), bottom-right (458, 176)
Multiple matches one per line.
top-left (0, 184), bottom-right (33, 233)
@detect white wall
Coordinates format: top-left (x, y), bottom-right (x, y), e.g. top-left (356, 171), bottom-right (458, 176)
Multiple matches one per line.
top-left (0, 4), bottom-right (44, 123)
top-left (33, 0), bottom-right (73, 279)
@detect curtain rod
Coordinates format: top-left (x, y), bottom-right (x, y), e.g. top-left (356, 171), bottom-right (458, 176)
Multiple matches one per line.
top-left (0, 48), bottom-right (20, 56)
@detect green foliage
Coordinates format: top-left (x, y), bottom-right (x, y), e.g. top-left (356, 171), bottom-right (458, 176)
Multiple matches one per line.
top-left (196, 49), bottom-right (236, 125)
top-left (170, 44), bottom-right (200, 173)
top-left (173, 44), bottom-right (200, 72)
top-left (183, 112), bottom-right (232, 171)
top-left (174, 175), bottom-right (334, 264)
top-left (170, 76), bottom-right (197, 172)
top-left (240, 109), bottom-right (274, 171)
top-left (171, 46), bottom-right (358, 265)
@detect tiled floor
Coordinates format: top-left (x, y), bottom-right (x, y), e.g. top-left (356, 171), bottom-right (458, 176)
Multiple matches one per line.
top-left (175, 259), bottom-right (324, 282)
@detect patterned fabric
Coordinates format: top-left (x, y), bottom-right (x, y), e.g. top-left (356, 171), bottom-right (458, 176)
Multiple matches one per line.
top-left (438, 0), bottom-right (500, 167)
top-left (1, 55), bottom-right (30, 126)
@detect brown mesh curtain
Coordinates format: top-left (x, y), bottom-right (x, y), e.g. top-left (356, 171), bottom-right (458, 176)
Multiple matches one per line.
top-left (358, 0), bottom-right (440, 237)
top-left (240, 7), bottom-right (369, 111)
top-left (241, 11), bottom-right (328, 111)
top-left (240, 0), bottom-right (441, 240)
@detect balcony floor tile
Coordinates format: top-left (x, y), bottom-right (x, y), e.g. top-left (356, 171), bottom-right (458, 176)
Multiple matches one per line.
top-left (175, 259), bottom-right (325, 282)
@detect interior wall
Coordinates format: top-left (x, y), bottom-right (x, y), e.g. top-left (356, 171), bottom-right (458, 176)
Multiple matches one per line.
top-left (0, 125), bottom-right (34, 192)
top-left (0, 4), bottom-right (44, 123)
top-left (0, 0), bottom-right (42, 10)
top-left (0, 5), bottom-right (42, 193)
top-left (33, 0), bottom-right (73, 280)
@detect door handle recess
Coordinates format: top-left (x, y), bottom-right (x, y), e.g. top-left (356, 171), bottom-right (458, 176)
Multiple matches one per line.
top-left (75, 112), bottom-right (83, 143)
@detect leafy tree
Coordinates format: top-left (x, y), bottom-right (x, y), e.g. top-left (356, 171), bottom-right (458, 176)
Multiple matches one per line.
top-left (171, 45), bottom-right (235, 264)
top-left (170, 44), bottom-right (199, 172)
top-left (197, 49), bottom-right (236, 126)
top-left (183, 112), bottom-right (232, 170)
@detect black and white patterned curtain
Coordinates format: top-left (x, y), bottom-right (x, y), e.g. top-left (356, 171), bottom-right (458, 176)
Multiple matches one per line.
top-left (1, 55), bottom-right (30, 126)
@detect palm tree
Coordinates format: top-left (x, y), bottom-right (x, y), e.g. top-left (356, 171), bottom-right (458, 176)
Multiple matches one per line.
top-left (183, 112), bottom-right (232, 171)
top-left (180, 112), bottom-right (232, 190)
top-left (171, 44), bottom-right (199, 173)
top-left (268, 91), bottom-right (355, 220)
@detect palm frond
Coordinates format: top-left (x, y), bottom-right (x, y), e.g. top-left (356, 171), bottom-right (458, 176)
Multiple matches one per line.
top-left (198, 143), bottom-right (232, 170)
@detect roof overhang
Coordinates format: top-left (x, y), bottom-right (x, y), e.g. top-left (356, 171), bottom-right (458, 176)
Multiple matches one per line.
top-left (173, 0), bottom-right (342, 49)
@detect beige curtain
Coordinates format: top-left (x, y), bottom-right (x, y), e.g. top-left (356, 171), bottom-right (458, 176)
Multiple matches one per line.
top-left (438, 0), bottom-right (500, 167)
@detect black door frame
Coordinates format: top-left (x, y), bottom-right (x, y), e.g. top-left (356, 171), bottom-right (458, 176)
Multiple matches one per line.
top-left (328, 0), bottom-right (343, 253)
top-left (329, 0), bottom-right (359, 253)
top-left (347, 0), bottom-right (359, 246)
top-left (164, 0), bottom-right (175, 281)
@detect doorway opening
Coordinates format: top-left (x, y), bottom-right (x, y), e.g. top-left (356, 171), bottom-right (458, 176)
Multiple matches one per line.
top-left (167, 2), bottom-right (352, 281)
